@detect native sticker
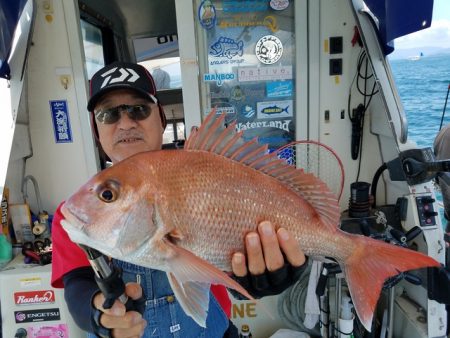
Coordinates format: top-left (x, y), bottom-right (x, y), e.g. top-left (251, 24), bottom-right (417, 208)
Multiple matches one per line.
top-left (198, 0), bottom-right (216, 29)
top-left (270, 0), bottom-right (289, 10)
top-left (255, 35), bottom-right (283, 64)
top-left (209, 37), bottom-right (244, 59)
top-left (257, 100), bottom-right (293, 119)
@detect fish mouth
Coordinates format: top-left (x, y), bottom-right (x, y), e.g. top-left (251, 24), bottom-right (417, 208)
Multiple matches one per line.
top-left (61, 204), bottom-right (89, 230)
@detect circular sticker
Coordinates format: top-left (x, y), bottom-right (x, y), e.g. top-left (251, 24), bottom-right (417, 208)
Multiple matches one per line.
top-left (198, 0), bottom-right (216, 29)
top-left (270, 0), bottom-right (289, 10)
top-left (255, 35), bottom-right (283, 65)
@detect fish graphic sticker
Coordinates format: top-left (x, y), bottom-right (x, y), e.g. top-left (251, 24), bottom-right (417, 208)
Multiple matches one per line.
top-left (209, 37), bottom-right (244, 59)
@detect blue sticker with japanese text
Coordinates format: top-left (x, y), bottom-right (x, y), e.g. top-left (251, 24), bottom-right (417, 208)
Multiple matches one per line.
top-left (50, 100), bottom-right (73, 143)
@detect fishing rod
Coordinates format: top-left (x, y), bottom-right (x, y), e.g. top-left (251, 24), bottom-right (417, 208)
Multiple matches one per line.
top-left (439, 83), bottom-right (450, 131)
top-left (79, 244), bottom-right (146, 337)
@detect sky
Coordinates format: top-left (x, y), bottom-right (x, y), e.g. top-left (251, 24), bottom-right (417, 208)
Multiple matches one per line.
top-left (392, 0), bottom-right (450, 51)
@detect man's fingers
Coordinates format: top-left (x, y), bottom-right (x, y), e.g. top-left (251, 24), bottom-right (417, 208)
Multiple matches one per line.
top-left (125, 282), bottom-right (143, 300)
top-left (92, 292), bottom-right (126, 316)
top-left (245, 232), bottom-right (266, 275)
top-left (258, 221), bottom-right (284, 271)
top-left (231, 252), bottom-right (248, 277)
top-left (277, 227), bottom-right (306, 267)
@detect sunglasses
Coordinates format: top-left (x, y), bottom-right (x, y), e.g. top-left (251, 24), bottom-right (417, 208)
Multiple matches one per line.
top-left (94, 104), bottom-right (154, 124)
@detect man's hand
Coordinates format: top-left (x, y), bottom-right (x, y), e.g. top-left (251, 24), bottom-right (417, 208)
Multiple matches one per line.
top-left (231, 221), bottom-right (307, 298)
top-left (92, 282), bottom-right (147, 338)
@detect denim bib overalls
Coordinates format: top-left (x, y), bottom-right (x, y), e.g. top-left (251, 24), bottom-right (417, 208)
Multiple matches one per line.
top-left (88, 259), bottom-right (229, 338)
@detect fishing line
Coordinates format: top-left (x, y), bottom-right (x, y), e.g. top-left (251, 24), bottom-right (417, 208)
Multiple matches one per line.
top-left (438, 83), bottom-right (450, 131)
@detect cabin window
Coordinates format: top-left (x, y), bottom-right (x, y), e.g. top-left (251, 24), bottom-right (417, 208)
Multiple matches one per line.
top-left (134, 35), bottom-right (182, 90)
top-left (193, 0), bottom-right (296, 153)
top-left (163, 120), bottom-right (185, 148)
top-left (81, 19), bottom-right (105, 79)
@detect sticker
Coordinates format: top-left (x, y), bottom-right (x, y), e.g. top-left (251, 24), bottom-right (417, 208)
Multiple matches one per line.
top-left (242, 105), bottom-right (256, 118)
top-left (238, 66), bottom-right (292, 82)
top-left (230, 86), bottom-right (245, 101)
top-left (266, 81), bottom-right (293, 97)
top-left (203, 72), bottom-right (235, 86)
top-left (27, 324), bottom-right (69, 338)
top-left (209, 37), bottom-right (244, 59)
top-left (223, 0), bottom-right (268, 12)
top-left (15, 290), bottom-right (55, 305)
top-left (236, 119), bottom-right (291, 132)
top-left (212, 102), bottom-right (236, 115)
top-left (170, 324), bottom-right (181, 333)
top-left (50, 100), bottom-right (73, 143)
top-left (198, 0), bottom-right (216, 29)
top-left (255, 35), bottom-right (283, 65)
top-left (270, 0), bottom-right (289, 10)
top-left (15, 308), bottom-right (61, 323)
top-left (218, 15), bottom-right (278, 33)
top-left (20, 277), bottom-right (42, 288)
top-left (257, 100), bottom-right (293, 119)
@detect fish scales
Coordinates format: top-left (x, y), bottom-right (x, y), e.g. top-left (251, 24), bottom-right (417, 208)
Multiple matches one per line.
top-left (147, 150), bottom-right (351, 269)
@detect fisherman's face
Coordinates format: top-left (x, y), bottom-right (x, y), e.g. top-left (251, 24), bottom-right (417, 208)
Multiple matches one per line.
top-left (94, 89), bottom-right (163, 164)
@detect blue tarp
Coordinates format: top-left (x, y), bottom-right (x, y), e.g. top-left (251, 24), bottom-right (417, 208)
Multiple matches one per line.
top-left (0, 0), bottom-right (28, 79)
top-left (365, 0), bottom-right (434, 55)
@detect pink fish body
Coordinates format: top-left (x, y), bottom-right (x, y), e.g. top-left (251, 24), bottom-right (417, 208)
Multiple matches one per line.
top-left (61, 112), bottom-right (440, 329)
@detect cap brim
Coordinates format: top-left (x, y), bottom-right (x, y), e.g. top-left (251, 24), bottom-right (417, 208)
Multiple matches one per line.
top-left (87, 84), bottom-right (157, 111)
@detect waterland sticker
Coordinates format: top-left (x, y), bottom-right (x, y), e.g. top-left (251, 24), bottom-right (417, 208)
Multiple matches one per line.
top-left (236, 119), bottom-right (291, 132)
top-left (255, 35), bottom-right (283, 65)
top-left (257, 100), bottom-right (293, 119)
top-left (203, 72), bottom-right (235, 86)
top-left (238, 66), bottom-right (292, 82)
top-left (198, 0), bottom-right (216, 29)
top-left (266, 81), bottom-right (293, 97)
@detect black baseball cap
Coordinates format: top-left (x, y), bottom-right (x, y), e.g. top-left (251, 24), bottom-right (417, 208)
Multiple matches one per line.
top-left (87, 61), bottom-right (166, 129)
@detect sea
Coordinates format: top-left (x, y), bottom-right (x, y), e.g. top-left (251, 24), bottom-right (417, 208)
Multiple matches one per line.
top-left (389, 54), bottom-right (450, 148)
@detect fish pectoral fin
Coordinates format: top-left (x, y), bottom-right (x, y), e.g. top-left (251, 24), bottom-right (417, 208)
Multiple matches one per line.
top-left (167, 273), bottom-right (210, 328)
top-left (165, 245), bottom-right (255, 326)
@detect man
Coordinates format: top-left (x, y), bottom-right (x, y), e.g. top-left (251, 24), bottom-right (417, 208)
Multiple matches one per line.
top-left (51, 61), bottom-right (307, 337)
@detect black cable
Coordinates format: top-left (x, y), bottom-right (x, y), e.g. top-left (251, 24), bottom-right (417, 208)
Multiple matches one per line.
top-left (371, 163), bottom-right (387, 208)
top-left (347, 49), bottom-right (379, 182)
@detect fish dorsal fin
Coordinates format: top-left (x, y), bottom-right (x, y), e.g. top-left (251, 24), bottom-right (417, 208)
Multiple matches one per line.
top-left (185, 111), bottom-right (340, 229)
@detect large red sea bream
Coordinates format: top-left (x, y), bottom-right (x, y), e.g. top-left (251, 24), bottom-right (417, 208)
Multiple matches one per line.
top-left (61, 112), bottom-right (439, 330)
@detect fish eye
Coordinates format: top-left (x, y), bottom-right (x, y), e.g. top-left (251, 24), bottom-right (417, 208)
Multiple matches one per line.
top-left (97, 180), bottom-right (119, 203)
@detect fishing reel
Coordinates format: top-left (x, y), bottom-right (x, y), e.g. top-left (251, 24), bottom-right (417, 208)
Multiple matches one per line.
top-left (386, 147), bottom-right (450, 185)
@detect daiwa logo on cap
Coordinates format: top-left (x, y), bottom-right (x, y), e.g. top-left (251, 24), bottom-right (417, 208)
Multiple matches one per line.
top-left (100, 67), bottom-right (140, 88)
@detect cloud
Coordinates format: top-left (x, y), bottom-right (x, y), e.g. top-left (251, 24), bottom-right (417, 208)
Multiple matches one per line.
top-left (394, 19), bottom-right (450, 50)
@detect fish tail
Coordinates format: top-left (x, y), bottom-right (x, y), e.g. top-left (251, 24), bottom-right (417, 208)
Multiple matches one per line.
top-left (344, 235), bottom-right (440, 331)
